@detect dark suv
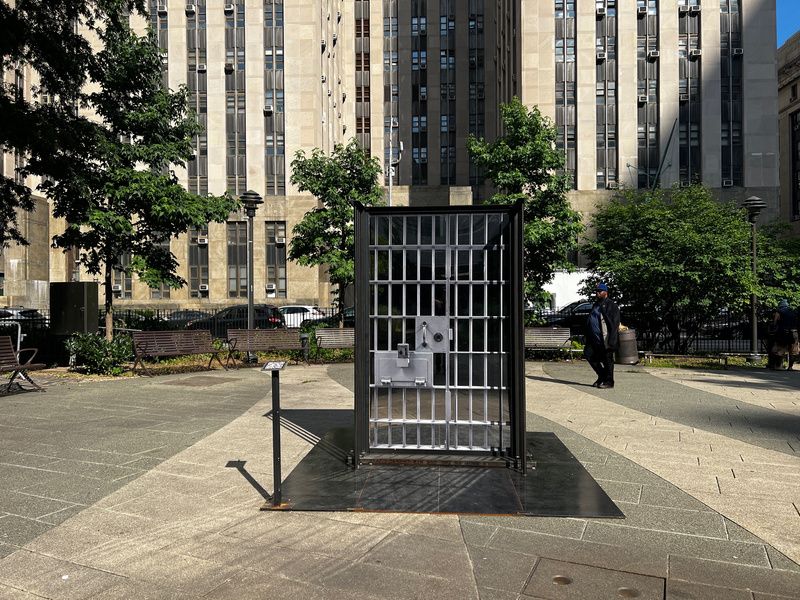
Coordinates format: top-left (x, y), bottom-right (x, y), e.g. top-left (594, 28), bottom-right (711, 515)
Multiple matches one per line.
top-left (185, 304), bottom-right (285, 338)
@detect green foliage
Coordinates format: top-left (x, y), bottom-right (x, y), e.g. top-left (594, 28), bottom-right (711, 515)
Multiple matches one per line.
top-left (582, 185), bottom-right (800, 352)
top-left (23, 15), bottom-right (240, 336)
top-left (66, 332), bottom-right (133, 375)
top-left (467, 97), bottom-right (584, 305)
top-left (0, 0), bottom-right (146, 247)
top-left (289, 139), bottom-right (383, 313)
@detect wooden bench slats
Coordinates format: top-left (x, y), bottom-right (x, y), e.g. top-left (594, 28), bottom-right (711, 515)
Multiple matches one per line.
top-left (315, 328), bottom-right (355, 349)
top-left (0, 335), bottom-right (45, 392)
top-left (132, 330), bottom-right (224, 375)
top-left (524, 327), bottom-right (572, 349)
top-left (225, 329), bottom-right (304, 367)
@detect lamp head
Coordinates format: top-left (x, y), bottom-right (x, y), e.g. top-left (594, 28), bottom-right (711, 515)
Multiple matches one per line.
top-left (240, 190), bottom-right (263, 217)
top-left (743, 196), bottom-right (766, 222)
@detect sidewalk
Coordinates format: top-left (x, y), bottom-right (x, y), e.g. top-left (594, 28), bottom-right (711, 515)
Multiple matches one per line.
top-left (0, 362), bottom-right (798, 599)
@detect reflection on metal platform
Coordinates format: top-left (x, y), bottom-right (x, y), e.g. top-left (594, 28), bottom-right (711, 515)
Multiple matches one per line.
top-left (264, 411), bottom-right (623, 518)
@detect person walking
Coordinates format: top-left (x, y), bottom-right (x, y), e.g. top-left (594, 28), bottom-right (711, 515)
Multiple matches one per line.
top-left (769, 299), bottom-right (798, 370)
top-left (584, 282), bottom-right (621, 388)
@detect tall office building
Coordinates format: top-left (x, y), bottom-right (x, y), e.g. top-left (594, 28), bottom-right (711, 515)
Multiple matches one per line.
top-left (1, 0), bottom-right (780, 310)
top-left (778, 29), bottom-right (800, 237)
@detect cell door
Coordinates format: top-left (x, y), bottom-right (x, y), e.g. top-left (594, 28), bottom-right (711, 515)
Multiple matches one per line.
top-left (354, 205), bottom-right (524, 459)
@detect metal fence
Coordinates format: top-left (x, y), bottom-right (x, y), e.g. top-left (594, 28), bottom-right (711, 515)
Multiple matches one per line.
top-left (0, 306), bottom-right (770, 354)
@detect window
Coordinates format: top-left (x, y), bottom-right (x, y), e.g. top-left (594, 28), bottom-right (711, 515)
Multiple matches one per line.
top-left (188, 225), bottom-right (209, 297)
top-left (265, 221), bottom-right (287, 298)
top-left (113, 253), bottom-right (133, 299)
top-left (227, 222), bottom-right (247, 298)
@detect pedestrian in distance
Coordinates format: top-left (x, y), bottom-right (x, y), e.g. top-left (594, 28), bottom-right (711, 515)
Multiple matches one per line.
top-left (768, 299), bottom-right (799, 370)
top-left (584, 282), bottom-right (621, 389)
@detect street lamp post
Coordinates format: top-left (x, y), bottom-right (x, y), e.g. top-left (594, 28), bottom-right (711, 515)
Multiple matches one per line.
top-left (240, 190), bottom-right (264, 363)
top-left (743, 195), bottom-right (766, 363)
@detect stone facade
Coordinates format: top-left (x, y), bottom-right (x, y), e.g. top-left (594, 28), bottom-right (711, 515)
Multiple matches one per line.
top-left (778, 30), bottom-right (800, 237)
top-left (1, 0), bottom-right (782, 310)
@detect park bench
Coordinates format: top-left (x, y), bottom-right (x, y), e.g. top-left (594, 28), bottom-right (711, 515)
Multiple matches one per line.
top-left (225, 328), bottom-right (305, 367)
top-left (524, 327), bottom-right (579, 357)
top-left (315, 327), bottom-right (355, 350)
top-left (132, 330), bottom-right (225, 375)
top-left (0, 335), bottom-right (46, 392)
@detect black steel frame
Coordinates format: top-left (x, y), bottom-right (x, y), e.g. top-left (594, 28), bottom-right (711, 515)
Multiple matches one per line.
top-left (353, 202), bottom-right (526, 471)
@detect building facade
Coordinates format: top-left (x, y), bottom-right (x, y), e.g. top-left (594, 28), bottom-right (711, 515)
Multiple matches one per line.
top-left (778, 29), bottom-right (800, 237)
top-left (1, 0), bottom-right (781, 310)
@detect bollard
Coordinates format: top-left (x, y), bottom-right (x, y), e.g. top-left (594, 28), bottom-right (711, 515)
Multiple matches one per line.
top-left (300, 333), bottom-right (310, 363)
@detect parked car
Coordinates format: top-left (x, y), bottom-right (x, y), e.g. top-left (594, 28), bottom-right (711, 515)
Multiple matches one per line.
top-left (0, 306), bottom-right (48, 333)
top-left (278, 305), bottom-right (325, 328)
top-left (541, 300), bottom-right (593, 335)
top-left (185, 304), bottom-right (285, 338)
top-left (167, 309), bottom-right (213, 329)
top-left (301, 306), bottom-right (355, 329)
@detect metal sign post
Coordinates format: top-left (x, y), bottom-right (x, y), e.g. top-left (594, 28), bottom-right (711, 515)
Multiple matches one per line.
top-left (262, 360), bottom-right (287, 507)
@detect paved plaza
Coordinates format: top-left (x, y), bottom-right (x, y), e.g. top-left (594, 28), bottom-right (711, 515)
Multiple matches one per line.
top-left (0, 361), bottom-right (799, 599)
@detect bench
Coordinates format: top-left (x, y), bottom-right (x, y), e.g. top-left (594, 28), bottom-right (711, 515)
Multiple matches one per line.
top-left (0, 335), bottom-right (46, 392)
top-left (132, 330), bottom-right (225, 375)
top-left (524, 327), bottom-right (579, 357)
top-left (225, 328), bottom-right (305, 368)
top-left (315, 328), bottom-right (355, 350)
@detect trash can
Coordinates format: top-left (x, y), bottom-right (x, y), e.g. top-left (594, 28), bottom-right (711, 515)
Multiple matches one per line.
top-left (616, 328), bottom-right (639, 365)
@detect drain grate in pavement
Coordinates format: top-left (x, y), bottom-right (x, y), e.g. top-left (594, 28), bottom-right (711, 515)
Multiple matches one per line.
top-left (525, 558), bottom-right (665, 599)
top-left (162, 376), bottom-right (239, 387)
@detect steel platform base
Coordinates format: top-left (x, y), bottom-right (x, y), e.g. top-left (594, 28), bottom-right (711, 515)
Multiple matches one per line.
top-left (263, 419), bottom-right (623, 518)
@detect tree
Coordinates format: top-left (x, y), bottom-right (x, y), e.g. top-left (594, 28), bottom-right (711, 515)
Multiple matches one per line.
top-left (289, 139), bottom-right (383, 316)
top-left (581, 185), bottom-right (800, 353)
top-left (0, 0), bottom-right (145, 247)
top-left (467, 97), bottom-right (584, 306)
top-left (29, 15), bottom-right (238, 339)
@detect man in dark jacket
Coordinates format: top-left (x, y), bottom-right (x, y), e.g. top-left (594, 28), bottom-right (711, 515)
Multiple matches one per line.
top-left (585, 282), bottom-right (621, 388)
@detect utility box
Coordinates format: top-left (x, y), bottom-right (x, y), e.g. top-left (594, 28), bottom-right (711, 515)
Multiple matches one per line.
top-left (49, 282), bottom-right (98, 335)
top-left (353, 203), bottom-right (526, 470)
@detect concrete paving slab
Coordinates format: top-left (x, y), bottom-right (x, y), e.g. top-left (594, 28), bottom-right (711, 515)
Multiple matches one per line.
top-left (668, 554), bottom-right (800, 597)
top-left (665, 579), bottom-right (751, 600)
top-left (466, 544), bottom-right (535, 595)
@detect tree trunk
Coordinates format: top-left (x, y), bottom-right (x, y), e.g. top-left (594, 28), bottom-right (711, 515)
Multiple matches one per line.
top-left (104, 262), bottom-right (114, 341)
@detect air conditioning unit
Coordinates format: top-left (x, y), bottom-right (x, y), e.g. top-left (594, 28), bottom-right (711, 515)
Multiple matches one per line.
top-left (157, 5), bottom-right (167, 16)
top-left (275, 237), bottom-right (286, 245)
top-left (689, 49), bottom-right (703, 58)
top-left (648, 50), bottom-right (660, 60)
top-left (679, 93), bottom-right (690, 102)
top-left (327, 90), bottom-right (332, 96)
top-left (680, 181), bottom-right (691, 188)
top-left (332, 33), bottom-right (338, 41)
top-left (224, 4), bottom-right (234, 13)
top-left (732, 48), bottom-right (744, 56)
top-left (265, 283), bottom-right (277, 292)
top-left (678, 5), bottom-right (689, 13)
top-left (419, 91), bottom-right (427, 100)
top-left (606, 182), bottom-right (619, 190)
top-left (596, 6), bottom-right (606, 16)
top-left (185, 4), bottom-right (196, 15)
top-left (420, 62), bottom-right (427, 70)
top-left (690, 5), bottom-right (701, 12)
top-left (111, 284), bottom-right (123, 292)
top-left (336, 10), bottom-right (341, 21)
top-left (264, 104), bottom-right (274, 115)
top-left (390, 117), bottom-right (398, 127)
top-left (224, 62), bottom-right (233, 72)
top-left (637, 94), bottom-right (648, 104)
top-left (321, 39), bottom-right (326, 49)
top-left (197, 236), bottom-right (208, 245)
top-left (637, 6), bottom-right (647, 16)
top-left (160, 51), bottom-right (169, 64)
top-left (197, 63), bottom-right (206, 73)
top-left (722, 179), bottom-right (734, 187)
top-left (342, 92), bottom-right (347, 100)
top-left (596, 51), bottom-right (607, 61)
top-left (198, 284), bottom-right (209, 292)
top-left (419, 156), bottom-right (428, 164)
top-left (321, 75), bottom-right (327, 83)
top-left (420, 24), bottom-right (427, 34)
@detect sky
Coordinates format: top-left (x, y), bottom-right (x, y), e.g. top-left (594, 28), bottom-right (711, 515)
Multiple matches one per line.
top-left (778, 0), bottom-right (800, 46)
